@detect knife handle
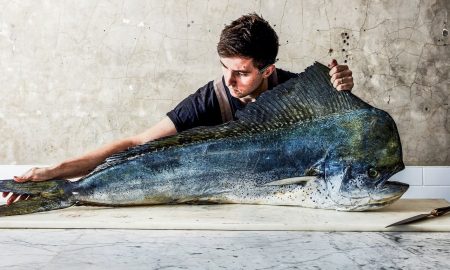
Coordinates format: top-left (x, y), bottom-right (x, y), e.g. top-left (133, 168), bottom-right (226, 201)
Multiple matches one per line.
top-left (431, 206), bottom-right (450, 216)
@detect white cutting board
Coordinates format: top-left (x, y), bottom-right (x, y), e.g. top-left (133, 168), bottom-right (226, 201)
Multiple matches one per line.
top-left (0, 199), bottom-right (448, 231)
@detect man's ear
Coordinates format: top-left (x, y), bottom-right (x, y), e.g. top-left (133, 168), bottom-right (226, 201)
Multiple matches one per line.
top-left (262, 65), bottom-right (276, 78)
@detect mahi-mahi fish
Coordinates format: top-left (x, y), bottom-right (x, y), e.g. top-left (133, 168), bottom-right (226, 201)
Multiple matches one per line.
top-left (0, 62), bottom-right (408, 216)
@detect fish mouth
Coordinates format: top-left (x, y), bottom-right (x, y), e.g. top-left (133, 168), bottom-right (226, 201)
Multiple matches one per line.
top-left (375, 163), bottom-right (405, 189)
top-left (368, 180), bottom-right (409, 208)
top-left (367, 163), bottom-right (408, 208)
top-left (335, 180), bottom-right (409, 211)
top-left (376, 180), bottom-right (409, 196)
top-left (342, 180), bottom-right (409, 211)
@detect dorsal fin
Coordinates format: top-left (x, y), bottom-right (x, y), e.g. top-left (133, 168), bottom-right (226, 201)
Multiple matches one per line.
top-left (234, 62), bottom-right (371, 128)
top-left (82, 62), bottom-right (372, 178)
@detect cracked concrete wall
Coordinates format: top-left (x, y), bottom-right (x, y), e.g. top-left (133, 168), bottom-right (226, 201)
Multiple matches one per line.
top-left (0, 0), bottom-right (448, 165)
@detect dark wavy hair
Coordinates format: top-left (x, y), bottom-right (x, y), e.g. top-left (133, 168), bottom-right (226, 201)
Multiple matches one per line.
top-left (217, 13), bottom-right (279, 69)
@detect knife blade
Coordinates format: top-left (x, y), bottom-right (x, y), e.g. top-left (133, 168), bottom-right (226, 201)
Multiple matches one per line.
top-left (385, 206), bottom-right (450, 228)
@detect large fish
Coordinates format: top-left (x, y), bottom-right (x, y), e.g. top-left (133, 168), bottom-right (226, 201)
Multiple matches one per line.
top-left (0, 62), bottom-right (408, 216)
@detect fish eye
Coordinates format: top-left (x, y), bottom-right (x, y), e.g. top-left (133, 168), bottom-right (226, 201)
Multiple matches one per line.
top-left (367, 168), bottom-right (379, 178)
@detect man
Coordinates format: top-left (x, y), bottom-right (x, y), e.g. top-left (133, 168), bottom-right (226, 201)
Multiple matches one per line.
top-left (3, 13), bottom-right (353, 205)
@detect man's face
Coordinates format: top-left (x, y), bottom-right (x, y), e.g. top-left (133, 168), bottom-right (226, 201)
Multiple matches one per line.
top-left (220, 57), bottom-right (266, 99)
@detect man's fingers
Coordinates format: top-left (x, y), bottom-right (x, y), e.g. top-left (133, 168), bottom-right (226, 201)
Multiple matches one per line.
top-left (332, 76), bottom-right (353, 88)
top-left (14, 176), bottom-right (29, 183)
top-left (14, 167), bottom-right (52, 182)
top-left (328, 59), bottom-right (338, 68)
top-left (336, 83), bottom-right (354, 91)
top-left (330, 64), bottom-right (349, 74)
top-left (333, 79), bottom-right (339, 88)
top-left (329, 63), bottom-right (354, 91)
top-left (330, 70), bottom-right (352, 82)
top-left (329, 65), bottom-right (349, 76)
top-left (18, 194), bottom-right (29, 201)
top-left (7, 194), bottom-right (19, 205)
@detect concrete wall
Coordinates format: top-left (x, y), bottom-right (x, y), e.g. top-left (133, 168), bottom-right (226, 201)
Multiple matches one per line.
top-left (0, 0), bottom-right (448, 165)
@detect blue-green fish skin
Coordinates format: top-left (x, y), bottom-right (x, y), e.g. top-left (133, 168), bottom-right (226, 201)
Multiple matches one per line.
top-left (0, 62), bottom-right (408, 216)
top-left (70, 108), bottom-right (406, 211)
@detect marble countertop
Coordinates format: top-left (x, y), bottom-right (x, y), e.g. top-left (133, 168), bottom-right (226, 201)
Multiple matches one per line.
top-left (1, 230), bottom-right (449, 269)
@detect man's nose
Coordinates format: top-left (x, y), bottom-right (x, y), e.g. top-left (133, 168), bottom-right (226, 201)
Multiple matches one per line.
top-left (224, 71), bottom-right (236, 87)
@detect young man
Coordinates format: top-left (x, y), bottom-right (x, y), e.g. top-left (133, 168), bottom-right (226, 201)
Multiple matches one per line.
top-left (4, 13), bottom-right (353, 205)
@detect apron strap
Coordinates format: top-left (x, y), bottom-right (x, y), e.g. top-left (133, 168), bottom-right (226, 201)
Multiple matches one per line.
top-left (213, 69), bottom-right (278, 123)
top-left (213, 77), bottom-right (233, 123)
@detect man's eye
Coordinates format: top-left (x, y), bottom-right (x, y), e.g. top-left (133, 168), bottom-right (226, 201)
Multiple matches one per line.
top-left (238, 72), bottom-right (248, 77)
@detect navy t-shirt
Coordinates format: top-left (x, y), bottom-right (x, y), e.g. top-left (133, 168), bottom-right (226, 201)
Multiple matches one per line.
top-left (167, 68), bottom-right (297, 132)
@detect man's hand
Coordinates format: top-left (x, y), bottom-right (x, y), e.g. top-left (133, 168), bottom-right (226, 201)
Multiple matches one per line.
top-left (328, 59), bottom-right (354, 91)
top-left (14, 167), bottom-right (55, 183)
top-left (2, 167), bottom-right (54, 205)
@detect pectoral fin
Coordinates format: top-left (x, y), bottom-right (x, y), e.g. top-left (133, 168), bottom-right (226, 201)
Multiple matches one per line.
top-left (264, 176), bottom-right (317, 186)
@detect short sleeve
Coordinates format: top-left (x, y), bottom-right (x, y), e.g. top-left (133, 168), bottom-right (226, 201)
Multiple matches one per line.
top-left (166, 81), bottom-right (223, 132)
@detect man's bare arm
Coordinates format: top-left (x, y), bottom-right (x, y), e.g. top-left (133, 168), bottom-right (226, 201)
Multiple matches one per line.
top-left (3, 117), bottom-right (177, 205)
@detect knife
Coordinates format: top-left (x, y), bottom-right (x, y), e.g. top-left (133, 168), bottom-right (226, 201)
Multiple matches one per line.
top-left (386, 206), bottom-right (450, 228)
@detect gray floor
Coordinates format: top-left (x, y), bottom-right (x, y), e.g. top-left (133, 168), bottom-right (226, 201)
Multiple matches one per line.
top-left (1, 230), bottom-right (449, 270)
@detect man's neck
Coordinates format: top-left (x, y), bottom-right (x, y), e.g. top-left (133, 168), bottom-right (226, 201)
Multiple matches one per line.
top-left (239, 77), bottom-right (269, 104)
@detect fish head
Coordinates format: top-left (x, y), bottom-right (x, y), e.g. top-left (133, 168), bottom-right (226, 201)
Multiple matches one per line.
top-left (323, 109), bottom-right (408, 211)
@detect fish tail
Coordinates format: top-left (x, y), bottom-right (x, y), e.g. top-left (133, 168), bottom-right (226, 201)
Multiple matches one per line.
top-left (0, 179), bottom-right (75, 216)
